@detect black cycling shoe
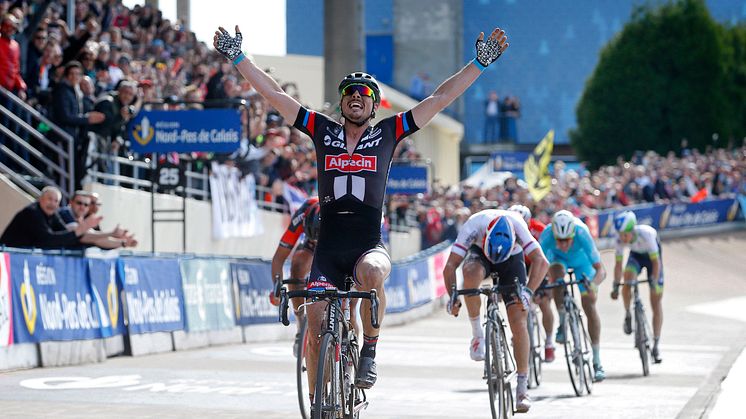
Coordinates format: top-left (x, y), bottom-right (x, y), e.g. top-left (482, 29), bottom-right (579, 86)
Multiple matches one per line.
top-left (623, 315), bottom-right (632, 335)
top-left (652, 347), bottom-right (662, 364)
top-left (355, 356), bottom-right (377, 389)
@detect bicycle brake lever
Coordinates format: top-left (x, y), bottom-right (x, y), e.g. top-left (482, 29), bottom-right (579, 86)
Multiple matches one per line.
top-left (370, 289), bottom-right (380, 329)
top-left (273, 274), bottom-right (282, 298)
top-left (279, 289), bottom-right (290, 326)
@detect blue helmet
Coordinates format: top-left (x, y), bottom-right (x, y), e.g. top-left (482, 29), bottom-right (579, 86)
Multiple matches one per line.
top-left (483, 215), bottom-right (516, 263)
top-left (614, 211), bottom-right (637, 233)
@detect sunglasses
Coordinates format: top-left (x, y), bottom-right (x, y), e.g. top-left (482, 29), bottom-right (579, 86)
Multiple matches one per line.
top-left (341, 84), bottom-right (376, 101)
top-left (557, 238), bottom-right (573, 244)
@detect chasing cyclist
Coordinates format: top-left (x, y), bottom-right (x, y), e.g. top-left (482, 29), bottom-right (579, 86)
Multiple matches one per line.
top-left (214, 23), bottom-right (510, 404)
top-left (539, 210), bottom-right (607, 382)
top-left (443, 209), bottom-right (549, 413)
top-left (610, 211), bottom-right (664, 363)
top-left (509, 204), bottom-right (556, 363)
top-left (270, 196), bottom-right (321, 356)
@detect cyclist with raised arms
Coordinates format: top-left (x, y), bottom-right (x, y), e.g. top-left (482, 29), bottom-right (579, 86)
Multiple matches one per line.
top-left (509, 204), bottom-right (556, 363)
top-left (443, 209), bottom-right (549, 413)
top-left (539, 210), bottom-right (607, 382)
top-left (214, 24), bottom-right (509, 403)
top-left (610, 211), bottom-right (664, 363)
top-left (270, 196), bottom-right (321, 355)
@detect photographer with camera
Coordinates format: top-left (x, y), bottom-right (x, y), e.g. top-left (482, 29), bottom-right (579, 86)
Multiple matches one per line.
top-left (89, 79), bottom-right (138, 183)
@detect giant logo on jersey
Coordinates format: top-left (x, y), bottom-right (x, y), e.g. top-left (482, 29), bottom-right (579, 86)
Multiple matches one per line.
top-left (325, 154), bottom-right (377, 173)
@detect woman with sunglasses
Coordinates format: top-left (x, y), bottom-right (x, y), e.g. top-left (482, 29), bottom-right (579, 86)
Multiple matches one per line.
top-left (213, 24), bottom-right (509, 406)
top-left (539, 209), bottom-right (608, 382)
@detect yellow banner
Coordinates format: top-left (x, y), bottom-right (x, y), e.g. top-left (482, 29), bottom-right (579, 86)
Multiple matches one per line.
top-left (524, 129), bottom-right (554, 202)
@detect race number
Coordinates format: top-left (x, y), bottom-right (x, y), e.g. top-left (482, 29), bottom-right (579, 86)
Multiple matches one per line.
top-left (156, 162), bottom-right (183, 191)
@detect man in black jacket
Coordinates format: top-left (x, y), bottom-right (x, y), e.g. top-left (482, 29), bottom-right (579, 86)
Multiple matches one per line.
top-left (0, 186), bottom-right (137, 250)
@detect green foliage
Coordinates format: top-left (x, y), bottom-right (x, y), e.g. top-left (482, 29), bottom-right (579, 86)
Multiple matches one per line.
top-left (571, 0), bottom-right (744, 168)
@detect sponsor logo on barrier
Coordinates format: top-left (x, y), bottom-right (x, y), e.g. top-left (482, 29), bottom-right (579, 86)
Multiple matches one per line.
top-left (20, 261), bottom-right (37, 335)
top-left (0, 253), bottom-right (12, 346)
top-left (38, 292), bottom-right (101, 332)
top-left (386, 283), bottom-right (407, 312)
top-left (407, 267), bottom-right (431, 307)
top-left (106, 264), bottom-right (119, 327)
top-left (125, 289), bottom-right (182, 326)
top-left (119, 258), bottom-right (185, 334)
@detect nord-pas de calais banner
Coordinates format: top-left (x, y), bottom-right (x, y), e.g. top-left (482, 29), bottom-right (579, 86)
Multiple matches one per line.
top-left (386, 258), bottom-right (432, 314)
top-left (210, 162), bottom-right (263, 239)
top-left (180, 259), bottom-right (235, 332)
top-left (128, 109), bottom-right (241, 153)
top-left (10, 254), bottom-right (102, 343)
top-left (118, 258), bottom-right (185, 334)
top-left (594, 198), bottom-right (743, 238)
top-left (0, 253), bottom-right (13, 346)
top-left (230, 261), bottom-right (276, 325)
top-left (386, 165), bottom-right (429, 195)
top-left (88, 257), bottom-right (126, 338)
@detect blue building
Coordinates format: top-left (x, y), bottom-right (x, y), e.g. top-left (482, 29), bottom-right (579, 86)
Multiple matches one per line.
top-left (287, 0), bottom-right (745, 145)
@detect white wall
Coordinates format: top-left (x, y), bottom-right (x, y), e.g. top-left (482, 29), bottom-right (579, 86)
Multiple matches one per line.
top-left (0, 175), bottom-right (34, 233)
top-left (89, 183), bottom-right (288, 259)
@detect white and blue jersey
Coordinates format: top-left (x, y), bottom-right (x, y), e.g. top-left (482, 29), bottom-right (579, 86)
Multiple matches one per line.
top-left (539, 218), bottom-right (601, 287)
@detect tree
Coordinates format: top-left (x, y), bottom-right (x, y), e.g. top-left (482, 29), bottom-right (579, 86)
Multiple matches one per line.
top-left (570, 0), bottom-right (741, 168)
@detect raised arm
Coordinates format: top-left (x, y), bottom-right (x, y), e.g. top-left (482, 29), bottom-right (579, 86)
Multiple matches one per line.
top-left (213, 26), bottom-right (301, 123)
top-left (410, 28), bottom-right (509, 129)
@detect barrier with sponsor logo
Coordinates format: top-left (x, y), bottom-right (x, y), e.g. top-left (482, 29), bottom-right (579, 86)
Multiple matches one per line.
top-left (386, 165), bottom-right (429, 195)
top-left (128, 109), bottom-right (242, 153)
top-left (88, 258), bottom-right (126, 338)
top-left (118, 257), bottom-right (185, 334)
top-left (10, 253), bottom-right (102, 343)
top-left (591, 198), bottom-right (744, 239)
top-left (179, 258), bottom-right (235, 332)
top-left (0, 253), bottom-right (13, 346)
top-left (230, 261), bottom-right (276, 326)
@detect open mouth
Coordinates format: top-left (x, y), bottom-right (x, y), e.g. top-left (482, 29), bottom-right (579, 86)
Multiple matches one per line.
top-left (349, 101), bottom-right (363, 110)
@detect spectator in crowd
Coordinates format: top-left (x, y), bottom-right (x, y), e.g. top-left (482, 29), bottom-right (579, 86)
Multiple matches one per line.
top-left (27, 41), bottom-right (62, 104)
top-left (0, 186), bottom-right (134, 250)
top-left (484, 90), bottom-right (500, 144)
top-left (0, 13), bottom-right (26, 99)
top-left (499, 95), bottom-right (520, 142)
top-left (90, 79), bottom-right (137, 181)
top-left (24, 27), bottom-right (47, 92)
top-left (57, 189), bottom-right (135, 247)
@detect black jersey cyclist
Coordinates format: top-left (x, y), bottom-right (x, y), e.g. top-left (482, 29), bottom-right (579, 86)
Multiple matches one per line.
top-left (214, 23), bottom-right (509, 401)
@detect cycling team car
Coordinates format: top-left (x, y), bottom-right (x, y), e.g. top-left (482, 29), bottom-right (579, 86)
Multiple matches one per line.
top-left (443, 209), bottom-right (549, 413)
top-left (539, 210), bottom-right (608, 382)
top-left (610, 210), bottom-right (665, 363)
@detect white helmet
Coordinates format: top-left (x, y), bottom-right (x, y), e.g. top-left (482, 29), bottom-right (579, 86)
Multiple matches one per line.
top-left (613, 210), bottom-right (637, 233)
top-left (551, 210), bottom-right (576, 239)
top-left (508, 204), bottom-right (531, 223)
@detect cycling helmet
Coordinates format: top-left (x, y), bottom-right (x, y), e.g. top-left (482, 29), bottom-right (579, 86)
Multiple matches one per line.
top-left (508, 204), bottom-right (531, 224)
top-left (483, 215), bottom-right (516, 264)
top-left (303, 203), bottom-right (321, 242)
top-left (613, 210), bottom-right (637, 233)
top-left (551, 210), bottom-right (576, 239)
top-left (338, 72), bottom-right (381, 105)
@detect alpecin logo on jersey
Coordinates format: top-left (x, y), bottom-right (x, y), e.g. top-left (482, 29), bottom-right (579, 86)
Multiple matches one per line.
top-left (325, 154), bottom-right (377, 173)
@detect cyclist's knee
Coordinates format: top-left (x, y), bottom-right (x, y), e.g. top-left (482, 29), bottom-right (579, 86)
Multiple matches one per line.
top-left (548, 263), bottom-right (565, 281)
top-left (461, 262), bottom-right (485, 285)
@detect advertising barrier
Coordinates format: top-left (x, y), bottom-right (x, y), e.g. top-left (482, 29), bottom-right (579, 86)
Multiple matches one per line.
top-left (128, 109), bottom-right (241, 153)
top-left (0, 253), bottom-right (13, 346)
top-left (179, 259), bottom-right (235, 332)
top-left (230, 261), bottom-right (276, 326)
top-left (118, 258), bottom-right (185, 334)
top-left (593, 198), bottom-right (744, 238)
top-left (10, 254), bottom-right (102, 343)
top-left (88, 258), bottom-right (126, 338)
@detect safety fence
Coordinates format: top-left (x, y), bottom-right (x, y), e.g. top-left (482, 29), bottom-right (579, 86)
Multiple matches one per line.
top-left (0, 242), bottom-right (451, 370)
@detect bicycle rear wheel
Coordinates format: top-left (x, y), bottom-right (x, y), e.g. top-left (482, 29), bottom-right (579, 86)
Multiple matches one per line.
top-left (498, 320), bottom-right (514, 418)
top-left (486, 319), bottom-right (508, 419)
top-left (344, 336), bottom-right (364, 419)
top-left (527, 308), bottom-right (542, 388)
top-left (313, 333), bottom-right (340, 419)
top-left (296, 317), bottom-right (310, 419)
top-left (563, 311), bottom-right (583, 396)
top-left (636, 305), bottom-right (650, 376)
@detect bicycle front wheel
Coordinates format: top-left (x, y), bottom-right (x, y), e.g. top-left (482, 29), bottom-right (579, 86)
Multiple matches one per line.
top-left (527, 308), bottom-right (542, 388)
top-left (313, 333), bottom-right (340, 419)
top-left (636, 305), bottom-right (650, 376)
top-left (486, 319), bottom-right (508, 419)
top-left (563, 311), bottom-right (583, 396)
top-left (296, 317), bottom-right (310, 419)
top-left (579, 314), bottom-right (594, 395)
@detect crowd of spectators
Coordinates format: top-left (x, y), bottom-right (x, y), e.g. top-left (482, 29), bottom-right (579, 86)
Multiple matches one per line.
top-left (483, 90), bottom-right (520, 143)
top-left (391, 143), bottom-right (746, 249)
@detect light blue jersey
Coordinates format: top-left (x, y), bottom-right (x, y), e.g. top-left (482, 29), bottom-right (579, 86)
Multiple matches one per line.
top-left (540, 218), bottom-right (601, 288)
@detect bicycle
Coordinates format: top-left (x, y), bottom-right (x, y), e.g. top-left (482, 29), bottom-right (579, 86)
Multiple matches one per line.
top-left (538, 269), bottom-right (593, 397)
top-left (279, 276), bottom-right (379, 419)
top-left (622, 279), bottom-right (653, 376)
top-left (526, 301), bottom-right (542, 389)
top-left (274, 277), bottom-right (311, 419)
top-left (450, 275), bottom-right (517, 419)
